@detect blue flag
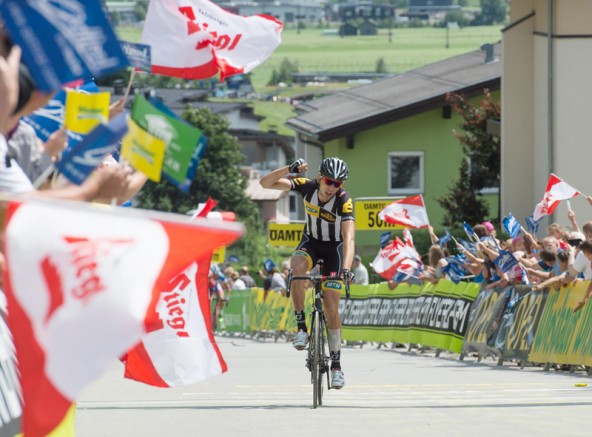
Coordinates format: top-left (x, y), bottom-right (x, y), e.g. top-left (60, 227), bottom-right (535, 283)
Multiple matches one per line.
top-left (463, 222), bottom-right (479, 242)
top-left (443, 255), bottom-right (468, 284)
top-left (120, 42), bottom-right (151, 72)
top-left (0, 0), bottom-right (129, 92)
top-left (503, 213), bottom-right (521, 239)
top-left (525, 215), bottom-right (542, 234)
top-left (493, 250), bottom-right (519, 274)
top-left (55, 112), bottom-right (128, 185)
top-left (380, 232), bottom-right (391, 249)
top-left (438, 228), bottom-right (453, 249)
top-left (459, 239), bottom-right (477, 255)
top-left (264, 258), bottom-right (276, 273)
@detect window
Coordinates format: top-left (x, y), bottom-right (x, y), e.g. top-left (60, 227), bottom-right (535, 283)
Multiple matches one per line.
top-left (388, 152), bottom-right (424, 195)
top-left (467, 158), bottom-right (499, 194)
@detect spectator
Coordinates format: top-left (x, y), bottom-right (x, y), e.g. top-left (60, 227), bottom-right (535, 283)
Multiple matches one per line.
top-left (547, 223), bottom-right (568, 250)
top-left (230, 271), bottom-right (246, 290)
top-left (238, 266), bottom-right (256, 288)
top-left (259, 259), bottom-right (287, 299)
top-left (352, 254), bottom-right (369, 285)
top-left (419, 245), bottom-right (448, 283)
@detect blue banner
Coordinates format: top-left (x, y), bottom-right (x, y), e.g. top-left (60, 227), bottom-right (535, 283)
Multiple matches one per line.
top-left (503, 213), bottom-right (521, 239)
top-left (120, 41), bottom-right (151, 72)
top-left (0, 0), bottom-right (129, 91)
top-left (438, 228), bottom-right (453, 248)
top-left (525, 215), bottom-right (541, 234)
top-left (458, 239), bottom-right (477, 255)
top-left (55, 112), bottom-right (128, 185)
top-left (463, 222), bottom-right (478, 242)
top-left (380, 232), bottom-right (391, 249)
top-left (443, 255), bottom-right (467, 284)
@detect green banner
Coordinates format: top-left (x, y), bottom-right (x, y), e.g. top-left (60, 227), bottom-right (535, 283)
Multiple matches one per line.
top-left (215, 289), bottom-right (251, 332)
top-left (131, 95), bottom-right (203, 184)
top-left (529, 281), bottom-right (592, 365)
top-left (339, 280), bottom-right (479, 353)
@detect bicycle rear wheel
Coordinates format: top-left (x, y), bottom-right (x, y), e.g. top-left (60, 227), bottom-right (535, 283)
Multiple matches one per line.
top-left (312, 313), bottom-right (323, 408)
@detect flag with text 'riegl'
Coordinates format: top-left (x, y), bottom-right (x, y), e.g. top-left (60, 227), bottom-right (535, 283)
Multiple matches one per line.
top-left (142, 0), bottom-right (283, 81)
top-left (378, 195), bottom-right (430, 229)
top-left (56, 112), bottom-right (128, 185)
top-left (121, 118), bottom-right (166, 182)
top-left (370, 237), bottom-right (408, 281)
top-left (532, 173), bottom-right (580, 221)
top-left (0, 0), bottom-right (129, 92)
top-left (3, 198), bottom-right (244, 437)
top-left (131, 96), bottom-right (203, 186)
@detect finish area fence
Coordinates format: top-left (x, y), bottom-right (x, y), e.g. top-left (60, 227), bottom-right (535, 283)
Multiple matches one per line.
top-left (216, 280), bottom-right (592, 371)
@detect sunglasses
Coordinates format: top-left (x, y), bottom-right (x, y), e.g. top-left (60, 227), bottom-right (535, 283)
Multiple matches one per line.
top-left (568, 239), bottom-right (583, 247)
top-left (321, 177), bottom-right (343, 188)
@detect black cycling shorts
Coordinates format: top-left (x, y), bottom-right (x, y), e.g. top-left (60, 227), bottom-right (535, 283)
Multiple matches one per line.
top-left (293, 234), bottom-right (344, 277)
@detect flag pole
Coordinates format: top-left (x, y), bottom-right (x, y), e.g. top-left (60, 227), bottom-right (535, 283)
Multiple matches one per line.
top-left (32, 164), bottom-right (55, 189)
top-left (123, 69), bottom-right (137, 102)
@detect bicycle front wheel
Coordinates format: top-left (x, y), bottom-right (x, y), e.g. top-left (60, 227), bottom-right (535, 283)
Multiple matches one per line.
top-left (312, 313), bottom-right (323, 408)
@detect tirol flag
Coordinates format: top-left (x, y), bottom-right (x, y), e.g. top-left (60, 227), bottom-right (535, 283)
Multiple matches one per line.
top-left (502, 213), bottom-right (521, 239)
top-left (142, 0), bottom-right (283, 81)
top-left (123, 199), bottom-right (237, 387)
top-left (0, 0), bottom-right (129, 92)
top-left (378, 195), bottom-right (429, 229)
top-left (64, 90), bottom-right (111, 135)
top-left (121, 118), bottom-right (167, 182)
top-left (532, 173), bottom-right (580, 221)
top-left (55, 112), bottom-right (129, 185)
top-left (3, 198), bottom-right (244, 437)
top-left (131, 96), bottom-right (203, 185)
top-left (370, 238), bottom-right (407, 280)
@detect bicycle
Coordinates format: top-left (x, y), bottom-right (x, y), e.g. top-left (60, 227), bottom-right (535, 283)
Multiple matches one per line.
top-left (286, 266), bottom-right (350, 409)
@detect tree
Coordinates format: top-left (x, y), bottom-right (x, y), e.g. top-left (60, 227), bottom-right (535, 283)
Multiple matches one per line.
top-left (474, 0), bottom-right (508, 25)
top-left (135, 107), bottom-right (266, 265)
top-left (436, 90), bottom-right (500, 226)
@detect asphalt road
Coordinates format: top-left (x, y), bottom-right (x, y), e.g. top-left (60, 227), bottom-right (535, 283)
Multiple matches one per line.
top-left (76, 335), bottom-right (592, 436)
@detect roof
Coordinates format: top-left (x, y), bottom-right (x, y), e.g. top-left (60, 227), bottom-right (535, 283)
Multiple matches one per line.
top-left (245, 179), bottom-right (288, 201)
top-left (286, 44), bottom-right (501, 142)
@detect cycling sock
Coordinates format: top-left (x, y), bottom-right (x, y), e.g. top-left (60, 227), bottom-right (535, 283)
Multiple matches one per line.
top-left (295, 311), bottom-right (307, 332)
top-left (330, 351), bottom-right (341, 370)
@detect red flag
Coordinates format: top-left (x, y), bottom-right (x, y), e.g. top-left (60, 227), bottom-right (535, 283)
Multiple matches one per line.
top-left (370, 238), bottom-right (406, 280)
top-left (378, 195), bottom-right (430, 229)
top-left (3, 199), bottom-right (243, 436)
top-left (532, 173), bottom-right (580, 221)
top-left (142, 0), bottom-right (283, 80)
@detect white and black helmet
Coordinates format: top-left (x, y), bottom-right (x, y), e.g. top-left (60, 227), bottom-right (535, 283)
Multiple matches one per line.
top-left (319, 157), bottom-right (349, 181)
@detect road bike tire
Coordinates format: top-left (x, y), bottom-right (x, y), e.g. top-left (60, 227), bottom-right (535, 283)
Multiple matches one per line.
top-left (312, 313), bottom-right (322, 408)
top-left (317, 316), bottom-right (326, 406)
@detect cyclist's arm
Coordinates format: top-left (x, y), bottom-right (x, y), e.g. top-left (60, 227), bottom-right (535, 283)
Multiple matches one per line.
top-left (341, 220), bottom-right (355, 272)
top-left (259, 165), bottom-right (292, 191)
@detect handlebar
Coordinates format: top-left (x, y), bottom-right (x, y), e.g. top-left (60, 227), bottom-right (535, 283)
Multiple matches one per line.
top-left (286, 269), bottom-right (351, 299)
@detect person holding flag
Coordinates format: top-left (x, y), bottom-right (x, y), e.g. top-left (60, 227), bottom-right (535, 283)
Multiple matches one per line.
top-left (260, 157), bottom-right (354, 389)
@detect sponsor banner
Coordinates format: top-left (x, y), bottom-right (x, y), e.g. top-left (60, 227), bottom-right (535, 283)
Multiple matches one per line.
top-left (498, 286), bottom-right (548, 360)
top-left (211, 246), bottom-right (226, 264)
top-left (354, 198), bottom-right (403, 231)
top-left (463, 287), bottom-right (512, 356)
top-left (267, 222), bottom-right (306, 247)
top-left (214, 289), bottom-right (251, 333)
top-left (339, 280), bottom-right (479, 353)
top-left (529, 281), bottom-right (592, 366)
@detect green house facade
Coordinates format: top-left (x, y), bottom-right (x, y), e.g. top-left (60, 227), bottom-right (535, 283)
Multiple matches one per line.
top-left (287, 45), bottom-right (501, 252)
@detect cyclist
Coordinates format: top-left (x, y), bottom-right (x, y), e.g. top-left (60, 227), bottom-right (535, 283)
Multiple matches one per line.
top-left (260, 157), bottom-right (355, 389)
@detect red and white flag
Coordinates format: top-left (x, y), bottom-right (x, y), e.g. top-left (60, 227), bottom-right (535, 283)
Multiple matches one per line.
top-left (370, 238), bottom-right (407, 280)
top-left (124, 197), bottom-right (236, 387)
top-left (533, 173), bottom-right (580, 221)
top-left (142, 0), bottom-right (283, 80)
top-left (3, 199), bottom-right (243, 437)
top-left (378, 195), bottom-right (430, 229)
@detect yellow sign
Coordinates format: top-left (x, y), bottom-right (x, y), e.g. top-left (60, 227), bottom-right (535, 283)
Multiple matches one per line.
top-left (64, 90), bottom-right (110, 134)
top-left (268, 222), bottom-right (306, 247)
top-left (121, 119), bottom-right (166, 182)
top-left (354, 198), bottom-right (404, 231)
top-left (212, 246), bottom-right (226, 263)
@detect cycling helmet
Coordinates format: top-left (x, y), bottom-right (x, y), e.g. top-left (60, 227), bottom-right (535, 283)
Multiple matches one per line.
top-left (319, 157), bottom-right (349, 181)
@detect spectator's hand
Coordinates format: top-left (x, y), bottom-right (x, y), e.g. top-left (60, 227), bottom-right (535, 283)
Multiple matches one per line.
top-left (289, 158), bottom-right (307, 174)
top-left (90, 164), bottom-right (133, 201)
top-left (568, 209), bottom-right (576, 220)
top-left (574, 300), bottom-right (587, 313)
top-left (109, 97), bottom-right (125, 119)
top-left (43, 127), bottom-right (68, 157)
top-left (587, 196), bottom-right (592, 207)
